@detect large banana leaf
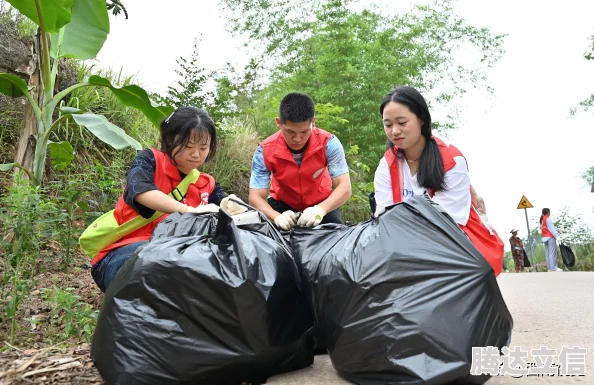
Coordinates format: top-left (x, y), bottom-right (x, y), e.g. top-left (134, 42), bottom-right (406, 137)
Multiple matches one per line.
top-left (0, 73), bottom-right (31, 98)
top-left (48, 141), bottom-right (74, 170)
top-left (87, 75), bottom-right (174, 128)
top-left (72, 113), bottom-right (142, 150)
top-left (6, 0), bottom-right (73, 33)
top-left (50, 0), bottom-right (109, 60)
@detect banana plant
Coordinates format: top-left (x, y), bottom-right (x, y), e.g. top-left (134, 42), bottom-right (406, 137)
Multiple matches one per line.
top-left (0, 0), bottom-right (173, 185)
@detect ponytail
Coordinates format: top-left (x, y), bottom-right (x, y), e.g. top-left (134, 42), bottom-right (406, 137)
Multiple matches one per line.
top-left (540, 208), bottom-right (550, 225)
top-left (417, 138), bottom-right (446, 192)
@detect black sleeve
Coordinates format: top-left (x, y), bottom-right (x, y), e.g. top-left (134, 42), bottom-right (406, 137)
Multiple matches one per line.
top-left (208, 182), bottom-right (227, 206)
top-left (124, 149), bottom-right (160, 219)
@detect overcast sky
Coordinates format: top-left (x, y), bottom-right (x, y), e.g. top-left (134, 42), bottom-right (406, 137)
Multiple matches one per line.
top-left (96, 0), bottom-right (594, 250)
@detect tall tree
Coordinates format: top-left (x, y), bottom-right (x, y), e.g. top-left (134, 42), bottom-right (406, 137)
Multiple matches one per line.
top-left (160, 37), bottom-right (212, 110)
top-left (219, 0), bottom-right (506, 167)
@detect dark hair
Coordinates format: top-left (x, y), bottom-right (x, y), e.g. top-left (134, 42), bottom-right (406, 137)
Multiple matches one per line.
top-left (279, 92), bottom-right (315, 124)
top-left (160, 106), bottom-right (217, 163)
top-left (539, 208), bottom-right (550, 224)
top-left (380, 86), bottom-right (446, 192)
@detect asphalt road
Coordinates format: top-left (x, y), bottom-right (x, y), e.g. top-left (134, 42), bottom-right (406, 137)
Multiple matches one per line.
top-left (268, 272), bottom-right (594, 385)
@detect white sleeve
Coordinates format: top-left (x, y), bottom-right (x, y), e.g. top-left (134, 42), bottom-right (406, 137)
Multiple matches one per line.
top-left (432, 156), bottom-right (471, 226)
top-left (373, 157), bottom-right (394, 216)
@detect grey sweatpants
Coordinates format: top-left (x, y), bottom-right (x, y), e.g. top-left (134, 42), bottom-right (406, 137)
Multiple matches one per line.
top-left (544, 238), bottom-right (559, 271)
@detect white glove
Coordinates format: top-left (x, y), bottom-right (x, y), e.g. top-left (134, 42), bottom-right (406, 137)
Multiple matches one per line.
top-left (187, 203), bottom-right (219, 213)
top-left (220, 194), bottom-right (248, 216)
top-left (297, 205), bottom-right (326, 227)
top-left (274, 210), bottom-right (297, 231)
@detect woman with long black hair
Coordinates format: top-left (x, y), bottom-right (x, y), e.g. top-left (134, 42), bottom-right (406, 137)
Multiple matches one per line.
top-left (373, 85), bottom-right (504, 275)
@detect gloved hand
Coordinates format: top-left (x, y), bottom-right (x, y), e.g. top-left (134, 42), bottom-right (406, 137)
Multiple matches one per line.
top-left (220, 194), bottom-right (248, 216)
top-left (186, 203), bottom-right (219, 213)
top-left (297, 205), bottom-right (326, 227)
top-left (274, 210), bottom-right (297, 231)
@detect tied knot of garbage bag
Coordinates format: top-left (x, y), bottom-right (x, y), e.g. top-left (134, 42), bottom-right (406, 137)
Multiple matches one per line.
top-left (290, 195), bottom-right (513, 385)
top-left (91, 209), bottom-right (315, 385)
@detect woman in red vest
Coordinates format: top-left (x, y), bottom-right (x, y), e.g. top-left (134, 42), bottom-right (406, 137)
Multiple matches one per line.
top-left (540, 208), bottom-right (563, 272)
top-left (373, 86), bottom-right (504, 276)
top-left (90, 107), bottom-right (246, 292)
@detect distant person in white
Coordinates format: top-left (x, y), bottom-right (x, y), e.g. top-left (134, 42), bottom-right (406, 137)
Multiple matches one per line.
top-left (539, 208), bottom-right (563, 272)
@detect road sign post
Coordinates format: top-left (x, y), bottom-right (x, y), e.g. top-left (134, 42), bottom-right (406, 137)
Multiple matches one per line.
top-left (517, 195), bottom-right (536, 272)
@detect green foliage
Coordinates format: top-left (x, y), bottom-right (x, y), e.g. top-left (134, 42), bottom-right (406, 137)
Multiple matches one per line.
top-left (49, 0), bottom-right (109, 60)
top-left (70, 110), bottom-right (142, 150)
top-left (47, 173), bottom-right (88, 269)
top-left (585, 35), bottom-right (594, 61)
top-left (0, 0), bottom-right (170, 185)
top-left (209, 58), bottom-right (268, 128)
top-left (86, 75), bottom-right (173, 128)
top-left (503, 251), bottom-right (514, 271)
top-left (6, 0), bottom-right (73, 33)
top-left (553, 207), bottom-right (593, 246)
top-left (341, 144), bottom-right (374, 223)
top-left (80, 160), bottom-right (127, 215)
top-left (201, 117), bottom-right (263, 201)
top-left (0, 1), bottom-right (38, 38)
top-left (0, 73), bottom-right (30, 98)
top-left (40, 286), bottom-right (98, 343)
top-left (580, 165), bottom-right (594, 186)
top-left (0, 175), bottom-right (52, 342)
top-left (48, 140), bottom-right (74, 170)
top-left (219, 0), bottom-right (506, 169)
top-left (105, 0), bottom-right (127, 18)
top-left (159, 37), bottom-right (213, 111)
top-left (66, 63), bottom-right (161, 150)
top-left (569, 36), bottom-right (594, 115)
top-left (570, 93), bottom-right (594, 116)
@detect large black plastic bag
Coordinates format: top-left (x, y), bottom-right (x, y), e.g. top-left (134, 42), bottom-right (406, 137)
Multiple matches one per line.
top-left (91, 210), bottom-right (315, 385)
top-left (291, 195), bottom-right (513, 385)
top-left (560, 243), bottom-right (575, 267)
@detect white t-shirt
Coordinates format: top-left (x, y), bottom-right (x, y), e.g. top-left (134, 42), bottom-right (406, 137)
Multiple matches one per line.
top-left (373, 151), bottom-right (471, 226)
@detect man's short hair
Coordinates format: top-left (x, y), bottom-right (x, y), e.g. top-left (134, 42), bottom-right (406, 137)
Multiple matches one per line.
top-left (279, 92), bottom-right (315, 124)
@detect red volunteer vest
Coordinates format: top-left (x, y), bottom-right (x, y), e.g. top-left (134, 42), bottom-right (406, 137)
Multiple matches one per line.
top-left (91, 149), bottom-right (216, 266)
top-left (261, 127), bottom-right (333, 212)
top-left (540, 215), bottom-right (555, 238)
top-left (384, 137), bottom-right (504, 276)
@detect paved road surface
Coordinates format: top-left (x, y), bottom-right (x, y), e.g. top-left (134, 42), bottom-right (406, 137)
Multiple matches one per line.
top-left (268, 272), bottom-right (594, 385)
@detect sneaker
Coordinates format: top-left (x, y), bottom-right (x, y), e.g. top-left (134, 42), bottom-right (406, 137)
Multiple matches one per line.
top-left (555, 268), bottom-right (564, 272)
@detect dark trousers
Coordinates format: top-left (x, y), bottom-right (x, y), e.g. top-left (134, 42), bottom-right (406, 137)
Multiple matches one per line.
top-left (267, 197), bottom-right (343, 225)
top-left (91, 241), bottom-right (149, 292)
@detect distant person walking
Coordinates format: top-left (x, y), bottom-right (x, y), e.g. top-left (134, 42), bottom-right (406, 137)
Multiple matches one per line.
top-left (540, 208), bottom-right (563, 272)
top-left (509, 229), bottom-right (525, 272)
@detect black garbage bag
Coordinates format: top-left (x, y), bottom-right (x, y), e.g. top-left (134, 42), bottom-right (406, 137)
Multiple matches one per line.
top-left (91, 210), bottom-right (315, 385)
top-left (560, 243), bottom-right (575, 268)
top-left (522, 250), bottom-right (531, 268)
top-left (291, 195), bottom-right (513, 385)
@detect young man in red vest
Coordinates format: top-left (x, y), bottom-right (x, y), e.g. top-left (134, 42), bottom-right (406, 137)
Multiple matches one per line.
top-left (249, 92), bottom-right (352, 230)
